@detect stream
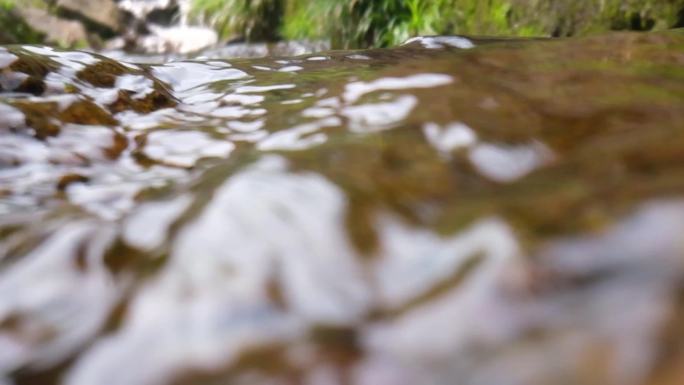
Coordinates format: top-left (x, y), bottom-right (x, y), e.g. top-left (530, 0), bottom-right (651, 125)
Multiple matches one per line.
top-left (1, 29), bottom-right (684, 385)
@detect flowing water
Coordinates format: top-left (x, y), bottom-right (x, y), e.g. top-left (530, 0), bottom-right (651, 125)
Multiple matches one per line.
top-left (1, 30), bottom-right (684, 385)
top-left (109, 0), bottom-right (328, 56)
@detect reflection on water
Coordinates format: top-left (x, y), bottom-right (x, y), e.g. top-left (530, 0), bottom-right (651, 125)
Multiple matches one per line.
top-left (2, 31), bottom-right (684, 385)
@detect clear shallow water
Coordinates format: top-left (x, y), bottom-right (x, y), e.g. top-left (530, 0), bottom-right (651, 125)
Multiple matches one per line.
top-left (1, 31), bottom-right (684, 385)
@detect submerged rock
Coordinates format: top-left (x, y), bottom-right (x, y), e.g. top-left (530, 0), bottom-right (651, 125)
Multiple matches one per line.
top-left (0, 30), bottom-right (684, 385)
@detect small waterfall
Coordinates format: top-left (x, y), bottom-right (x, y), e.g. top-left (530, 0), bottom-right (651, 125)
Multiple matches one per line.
top-left (112, 0), bottom-right (218, 54)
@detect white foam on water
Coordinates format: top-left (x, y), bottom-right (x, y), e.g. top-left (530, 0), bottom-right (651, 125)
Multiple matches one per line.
top-left (123, 194), bottom-right (194, 251)
top-left (117, 0), bottom-right (175, 19)
top-left (357, 201), bottom-right (684, 385)
top-left (142, 129), bottom-right (235, 167)
top-left (140, 25), bottom-right (218, 54)
top-left (343, 95), bottom-right (418, 132)
top-left (0, 222), bottom-right (120, 372)
top-left (151, 62), bottom-right (248, 93)
top-left (0, 104), bottom-right (25, 130)
top-left (343, 74), bottom-right (453, 104)
top-left (66, 156), bottom-right (372, 385)
top-left (423, 122), bottom-right (478, 154)
top-left (0, 48), bottom-right (17, 67)
top-left (257, 117), bottom-right (340, 151)
top-left (236, 84), bottom-right (296, 94)
top-left (403, 36), bottom-right (476, 49)
top-left (469, 141), bottom-right (554, 183)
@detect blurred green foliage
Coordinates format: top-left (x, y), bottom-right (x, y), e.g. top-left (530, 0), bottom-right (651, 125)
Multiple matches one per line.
top-left (191, 0), bottom-right (283, 41)
top-left (0, 0), bottom-right (46, 44)
top-left (192, 0), bottom-right (684, 48)
top-left (2, 0), bottom-right (683, 48)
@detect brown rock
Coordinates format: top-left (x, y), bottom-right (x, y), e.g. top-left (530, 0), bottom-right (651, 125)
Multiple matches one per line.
top-left (16, 7), bottom-right (88, 47)
top-left (56, 0), bottom-right (121, 34)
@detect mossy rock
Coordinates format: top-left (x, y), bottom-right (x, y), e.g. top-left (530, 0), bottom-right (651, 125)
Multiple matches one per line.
top-left (0, 4), bottom-right (45, 45)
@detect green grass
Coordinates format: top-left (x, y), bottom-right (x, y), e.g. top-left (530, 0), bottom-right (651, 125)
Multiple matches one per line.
top-left (282, 0), bottom-right (449, 48)
top-left (190, 0), bottom-right (283, 41)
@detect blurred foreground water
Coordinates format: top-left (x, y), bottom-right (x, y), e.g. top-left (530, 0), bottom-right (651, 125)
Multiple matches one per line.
top-left (1, 31), bottom-right (684, 385)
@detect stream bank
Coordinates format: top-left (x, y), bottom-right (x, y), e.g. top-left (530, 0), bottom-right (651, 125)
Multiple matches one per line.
top-left (1, 0), bottom-right (683, 53)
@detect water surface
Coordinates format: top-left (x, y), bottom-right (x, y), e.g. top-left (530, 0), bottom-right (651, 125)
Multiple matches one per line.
top-left (1, 31), bottom-right (684, 385)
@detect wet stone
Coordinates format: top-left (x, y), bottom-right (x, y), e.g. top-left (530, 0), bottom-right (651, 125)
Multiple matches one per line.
top-left (0, 30), bottom-right (684, 385)
top-left (56, 173), bottom-right (90, 191)
top-left (76, 60), bottom-right (128, 88)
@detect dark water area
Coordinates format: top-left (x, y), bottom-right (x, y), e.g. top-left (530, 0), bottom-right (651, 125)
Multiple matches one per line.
top-left (1, 30), bottom-right (684, 385)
